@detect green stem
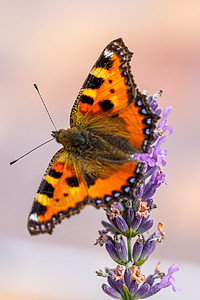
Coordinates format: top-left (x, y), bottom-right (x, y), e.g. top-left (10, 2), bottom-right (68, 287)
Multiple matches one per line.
top-left (127, 237), bottom-right (132, 262)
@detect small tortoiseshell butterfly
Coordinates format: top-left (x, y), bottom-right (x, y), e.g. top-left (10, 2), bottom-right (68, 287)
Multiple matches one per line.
top-left (28, 38), bottom-right (159, 235)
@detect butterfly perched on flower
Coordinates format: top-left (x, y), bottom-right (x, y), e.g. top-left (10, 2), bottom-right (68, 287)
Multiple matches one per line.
top-left (28, 38), bottom-right (159, 235)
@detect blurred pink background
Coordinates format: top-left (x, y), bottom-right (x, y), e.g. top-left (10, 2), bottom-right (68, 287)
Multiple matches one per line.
top-left (1, 0), bottom-right (200, 299)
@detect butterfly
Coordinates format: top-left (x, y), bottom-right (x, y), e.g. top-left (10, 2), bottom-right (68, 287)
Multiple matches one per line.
top-left (28, 38), bottom-right (159, 235)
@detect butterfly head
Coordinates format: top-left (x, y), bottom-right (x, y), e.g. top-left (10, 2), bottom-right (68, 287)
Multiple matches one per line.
top-left (51, 129), bottom-right (64, 143)
top-left (52, 128), bottom-right (90, 151)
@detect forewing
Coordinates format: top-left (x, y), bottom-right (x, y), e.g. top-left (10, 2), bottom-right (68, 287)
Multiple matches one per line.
top-left (70, 38), bottom-right (136, 127)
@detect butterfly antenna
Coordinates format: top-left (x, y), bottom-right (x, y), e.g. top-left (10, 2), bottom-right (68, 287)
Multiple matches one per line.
top-left (10, 137), bottom-right (55, 165)
top-left (34, 83), bottom-right (57, 131)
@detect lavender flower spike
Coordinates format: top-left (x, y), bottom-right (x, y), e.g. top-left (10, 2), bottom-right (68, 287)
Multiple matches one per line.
top-left (96, 93), bottom-right (179, 299)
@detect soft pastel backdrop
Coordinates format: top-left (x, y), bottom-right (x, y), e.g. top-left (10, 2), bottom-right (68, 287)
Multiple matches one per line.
top-left (1, 0), bottom-right (200, 299)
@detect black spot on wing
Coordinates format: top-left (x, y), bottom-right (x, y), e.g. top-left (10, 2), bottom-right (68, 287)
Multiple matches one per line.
top-left (84, 173), bottom-right (97, 188)
top-left (66, 176), bottom-right (79, 187)
top-left (39, 179), bottom-right (54, 198)
top-left (99, 100), bottom-right (114, 112)
top-left (49, 169), bottom-right (63, 178)
top-left (83, 74), bottom-right (104, 89)
top-left (30, 201), bottom-right (47, 216)
top-left (95, 55), bottom-right (113, 70)
top-left (80, 94), bottom-right (94, 105)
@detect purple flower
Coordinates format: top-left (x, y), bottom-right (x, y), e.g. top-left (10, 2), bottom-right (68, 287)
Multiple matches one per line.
top-left (134, 151), bottom-right (153, 174)
top-left (135, 104), bottom-right (173, 176)
top-left (157, 264), bottom-right (180, 292)
top-left (151, 168), bottom-right (166, 185)
top-left (143, 264), bottom-right (180, 298)
top-left (152, 136), bottom-right (167, 166)
top-left (157, 106), bottom-right (173, 136)
top-left (135, 135), bottom-right (167, 174)
top-left (147, 90), bottom-right (163, 115)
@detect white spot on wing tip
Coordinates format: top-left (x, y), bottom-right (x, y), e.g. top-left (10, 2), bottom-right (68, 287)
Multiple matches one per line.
top-left (29, 213), bottom-right (38, 222)
top-left (104, 49), bottom-right (113, 58)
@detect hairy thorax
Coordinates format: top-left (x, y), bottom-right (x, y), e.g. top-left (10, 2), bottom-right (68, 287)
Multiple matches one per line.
top-left (52, 128), bottom-right (93, 155)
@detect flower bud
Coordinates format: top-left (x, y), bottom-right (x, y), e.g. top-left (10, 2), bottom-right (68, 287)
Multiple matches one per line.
top-left (132, 241), bottom-right (143, 262)
top-left (115, 215), bottom-right (129, 233)
top-left (114, 236), bottom-right (127, 262)
top-left (124, 269), bottom-right (131, 289)
top-left (137, 219), bottom-right (153, 234)
top-left (131, 214), bottom-right (142, 231)
top-left (135, 282), bottom-right (150, 298)
top-left (102, 284), bottom-right (122, 299)
top-left (123, 207), bottom-right (134, 227)
top-left (129, 280), bottom-right (138, 296)
top-left (140, 240), bottom-right (152, 261)
top-left (105, 240), bottom-right (120, 262)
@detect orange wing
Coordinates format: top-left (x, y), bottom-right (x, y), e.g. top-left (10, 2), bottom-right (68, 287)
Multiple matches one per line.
top-left (117, 90), bottom-right (160, 152)
top-left (28, 149), bottom-right (88, 235)
top-left (70, 38), bottom-right (136, 127)
top-left (87, 161), bottom-right (142, 206)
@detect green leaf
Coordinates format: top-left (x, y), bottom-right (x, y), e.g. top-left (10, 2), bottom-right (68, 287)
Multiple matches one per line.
top-left (112, 258), bottom-right (126, 265)
top-left (136, 255), bottom-right (149, 266)
top-left (122, 284), bottom-right (132, 300)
